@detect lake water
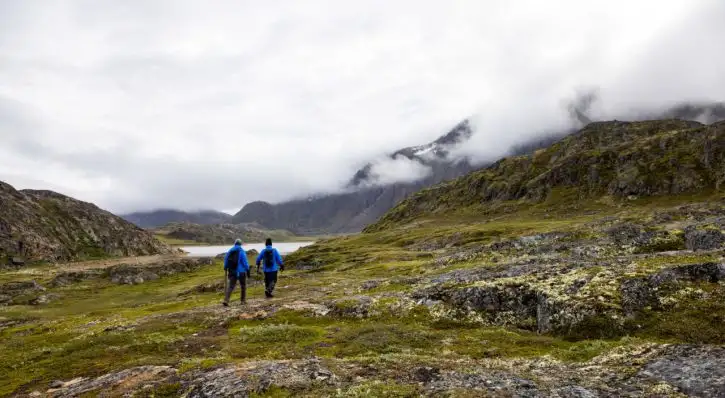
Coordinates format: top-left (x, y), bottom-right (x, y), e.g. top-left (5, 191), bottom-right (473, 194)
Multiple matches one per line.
top-left (181, 241), bottom-right (315, 257)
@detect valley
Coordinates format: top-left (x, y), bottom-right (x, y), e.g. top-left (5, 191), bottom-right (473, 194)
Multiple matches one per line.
top-left (0, 119), bottom-right (723, 397)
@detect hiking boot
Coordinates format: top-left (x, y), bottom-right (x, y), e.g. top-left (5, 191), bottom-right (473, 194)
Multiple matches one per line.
top-left (240, 300), bottom-right (247, 305)
top-left (222, 302), bottom-right (229, 307)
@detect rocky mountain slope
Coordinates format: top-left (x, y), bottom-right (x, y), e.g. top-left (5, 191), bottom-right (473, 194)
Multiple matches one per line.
top-left (367, 119), bottom-right (725, 231)
top-left (121, 209), bottom-right (233, 228)
top-left (1, 118), bottom-right (724, 397)
top-left (152, 222), bottom-right (298, 245)
top-left (0, 181), bottom-right (175, 263)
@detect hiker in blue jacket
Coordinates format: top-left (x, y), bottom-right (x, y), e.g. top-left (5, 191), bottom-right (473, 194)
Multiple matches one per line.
top-left (222, 239), bottom-right (250, 306)
top-left (256, 238), bottom-right (284, 298)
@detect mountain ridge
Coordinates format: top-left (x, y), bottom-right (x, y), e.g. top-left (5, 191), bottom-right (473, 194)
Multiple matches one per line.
top-left (365, 119), bottom-right (725, 232)
top-left (121, 209), bottom-right (233, 228)
top-left (0, 181), bottom-right (175, 263)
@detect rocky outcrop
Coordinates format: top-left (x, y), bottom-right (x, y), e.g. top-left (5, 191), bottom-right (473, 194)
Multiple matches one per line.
top-left (153, 222), bottom-right (295, 245)
top-left (620, 262), bottom-right (725, 315)
top-left (51, 257), bottom-right (213, 287)
top-left (413, 258), bottom-right (725, 337)
top-left (44, 359), bottom-right (336, 398)
top-left (0, 280), bottom-right (45, 305)
top-left (0, 182), bottom-right (175, 263)
top-left (636, 345), bottom-right (725, 397)
top-left (684, 226), bottom-right (725, 251)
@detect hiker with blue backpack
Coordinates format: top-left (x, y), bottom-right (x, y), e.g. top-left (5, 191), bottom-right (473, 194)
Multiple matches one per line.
top-left (222, 239), bottom-right (251, 306)
top-left (256, 238), bottom-right (284, 298)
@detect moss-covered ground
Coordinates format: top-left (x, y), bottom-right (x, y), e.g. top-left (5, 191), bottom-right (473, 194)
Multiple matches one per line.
top-left (1, 194), bottom-right (723, 397)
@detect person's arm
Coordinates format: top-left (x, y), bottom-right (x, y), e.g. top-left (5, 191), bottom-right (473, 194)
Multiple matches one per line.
top-left (241, 250), bottom-right (250, 271)
top-left (255, 249), bottom-right (264, 272)
top-left (275, 249), bottom-right (284, 271)
top-left (223, 250), bottom-right (230, 270)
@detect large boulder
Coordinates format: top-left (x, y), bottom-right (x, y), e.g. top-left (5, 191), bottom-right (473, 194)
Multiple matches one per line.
top-left (685, 226), bottom-right (725, 251)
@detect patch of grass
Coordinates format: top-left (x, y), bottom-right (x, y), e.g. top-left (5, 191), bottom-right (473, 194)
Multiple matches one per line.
top-left (132, 382), bottom-right (183, 398)
top-left (250, 386), bottom-right (294, 398)
top-left (226, 318), bottom-right (326, 360)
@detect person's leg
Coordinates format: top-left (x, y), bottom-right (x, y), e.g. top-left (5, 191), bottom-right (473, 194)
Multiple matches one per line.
top-left (223, 271), bottom-right (237, 305)
top-left (268, 271), bottom-right (278, 296)
top-left (264, 272), bottom-right (271, 297)
top-left (239, 272), bottom-right (247, 303)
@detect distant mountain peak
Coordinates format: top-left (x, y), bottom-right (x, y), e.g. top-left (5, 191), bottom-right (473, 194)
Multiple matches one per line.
top-left (348, 119), bottom-right (473, 189)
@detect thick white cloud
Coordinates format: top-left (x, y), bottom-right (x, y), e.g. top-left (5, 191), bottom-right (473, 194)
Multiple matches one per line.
top-left (0, 0), bottom-right (722, 213)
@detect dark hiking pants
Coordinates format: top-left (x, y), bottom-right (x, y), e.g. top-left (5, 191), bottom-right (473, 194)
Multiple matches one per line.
top-left (264, 271), bottom-right (278, 297)
top-left (224, 269), bottom-right (247, 303)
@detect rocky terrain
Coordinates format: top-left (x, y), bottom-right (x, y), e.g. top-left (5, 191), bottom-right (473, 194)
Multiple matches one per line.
top-left (0, 182), bottom-right (175, 264)
top-left (151, 222), bottom-right (299, 245)
top-left (1, 119), bottom-right (723, 397)
top-left (121, 209), bottom-right (233, 229)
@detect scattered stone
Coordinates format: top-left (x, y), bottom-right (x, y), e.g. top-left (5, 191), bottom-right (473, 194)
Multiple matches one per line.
top-left (238, 310), bottom-right (269, 320)
top-left (360, 279), bottom-right (383, 290)
top-left (328, 296), bottom-right (373, 318)
top-left (426, 370), bottom-right (542, 396)
top-left (552, 385), bottom-right (599, 398)
top-left (51, 270), bottom-right (104, 287)
top-left (29, 293), bottom-right (60, 305)
top-left (413, 366), bottom-right (441, 383)
top-left (281, 300), bottom-right (330, 316)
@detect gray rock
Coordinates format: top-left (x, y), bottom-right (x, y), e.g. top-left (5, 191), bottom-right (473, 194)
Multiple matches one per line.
top-left (553, 385), bottom-right (599, 398)
top-left (426, 370), bottom-right (543, 397)
top-left (183, 358), bottom-right (336, 397)
top-left (30, 294), bottom-right (60, 305)
top-left (360, 280), bottom-right (383, 290)
top-left (685, 227), bottom-right (725, 251)
top-left (0, 280), bottom-right (46, 304)
top-left (46, 366), bottom-right (177, 397)
top-left (638, 345), bottom-right (725, 397)
top-left (51, 270), bottom-right (104, 287)
top-left (328, 296), bottom-right (373, 318)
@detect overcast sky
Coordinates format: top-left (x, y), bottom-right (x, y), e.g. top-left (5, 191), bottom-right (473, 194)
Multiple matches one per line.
top-left (1, 0), bottom-right (723, 214)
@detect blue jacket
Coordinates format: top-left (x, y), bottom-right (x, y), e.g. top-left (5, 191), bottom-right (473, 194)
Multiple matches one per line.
top-left (223, 244), bottom-right (250, 276)
top-left (256, 245), bottom-right (284, 272)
